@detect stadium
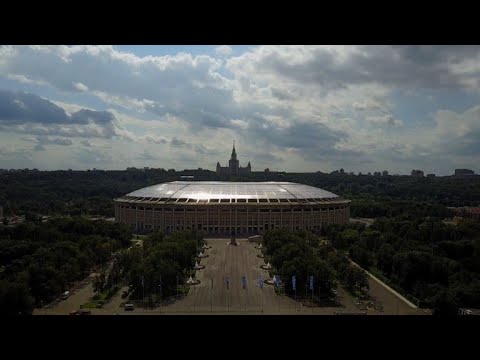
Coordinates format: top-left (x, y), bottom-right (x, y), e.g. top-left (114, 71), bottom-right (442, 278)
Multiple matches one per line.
top-left (114, 181), bottom-right (350, 234)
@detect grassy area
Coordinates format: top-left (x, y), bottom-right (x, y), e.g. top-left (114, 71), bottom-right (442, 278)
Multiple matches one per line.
top-left (81, 286), bottom-right (119, 309)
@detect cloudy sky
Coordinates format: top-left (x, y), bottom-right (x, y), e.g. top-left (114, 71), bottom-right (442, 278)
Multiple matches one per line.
top-left (0, 45), bottom-right (479, 175)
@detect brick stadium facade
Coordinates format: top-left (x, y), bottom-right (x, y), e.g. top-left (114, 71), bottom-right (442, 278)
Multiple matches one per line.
top-left (114, 181), bottom-right (350, 234)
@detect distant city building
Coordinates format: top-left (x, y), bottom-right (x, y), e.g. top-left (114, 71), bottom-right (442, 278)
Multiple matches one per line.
top-left (411, 169), bottom-right (424, 177)
top-left (382, 170), bottom-right (388, 177)
top-left (216, 142), bottom-right (251, 175)
top-left (453, 169), bottom-right (476, 178)
top-left (451, 207), bottom-right (480, 222)
top-left (427, 173), bottom-right (436, 178)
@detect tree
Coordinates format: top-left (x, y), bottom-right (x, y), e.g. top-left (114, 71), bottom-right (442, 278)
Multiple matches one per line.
top-left (377, 244), bottom-right (395, 275)
top-left (93, 270), bottom-right (107, 294)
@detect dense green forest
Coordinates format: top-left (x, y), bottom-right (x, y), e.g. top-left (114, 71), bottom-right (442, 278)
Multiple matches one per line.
top-left (0, 218), bottom-right (132, 315)
top-left (323, 218), bottom-right (480, 314)
top-left (1, 169), bottom-right (479, 219)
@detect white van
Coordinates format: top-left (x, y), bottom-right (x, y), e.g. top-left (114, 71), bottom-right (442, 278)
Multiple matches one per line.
top-left (62, 291), bottom-right (70, 300)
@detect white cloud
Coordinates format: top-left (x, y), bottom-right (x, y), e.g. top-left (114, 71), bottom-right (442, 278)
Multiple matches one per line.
top-left (367, 114), bottom-right (403, 127)
top-left (144, 134), bottom-right (168, 144)
top-left (215, 45), bottom-right (232, 56)
top-left (73, 82), bottom-right (89, 92)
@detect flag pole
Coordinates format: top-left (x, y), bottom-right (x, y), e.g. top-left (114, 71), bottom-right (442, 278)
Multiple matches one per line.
top-left (227, 277), bottom-right (230, 313)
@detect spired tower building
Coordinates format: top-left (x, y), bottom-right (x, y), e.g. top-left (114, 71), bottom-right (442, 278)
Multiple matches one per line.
top-left (216, 141), bottom-right (251, 175)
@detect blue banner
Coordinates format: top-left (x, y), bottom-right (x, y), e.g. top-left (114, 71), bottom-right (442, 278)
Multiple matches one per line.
top-left (309, 275), bottom-right (314, 290)
top-left (259, 276), bottom-right (263, 289)
top-left (276, 274), bottom-right (281, 288)
top-left (292, 275), bottom-right (296, 290)
top-left (242, 275), bottom-right (247, 289)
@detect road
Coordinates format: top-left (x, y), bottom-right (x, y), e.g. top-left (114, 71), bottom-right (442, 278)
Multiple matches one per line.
top-left (33, 273), bottom-right (96, 315)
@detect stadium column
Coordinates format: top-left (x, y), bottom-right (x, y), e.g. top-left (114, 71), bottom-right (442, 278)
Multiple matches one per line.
top-left (144, 207), bottom-right (146, 231)
top-left (184, 208), bottom-right (186, 231)
top-left (333, 206), bottom-right (336, 223)
top-left (257, 208), bottom-right (260, 234)
top-left (291, 208), bottom-right (293, 231)
top-left (173, 205), bottom-right (175, 231)
top-left (152, 207), bottom-right (155, 230)
top-left (280, 208), bottom-right (283, 228)
top-left (207, 208), bottom-right (209, 234)
top-left (235, 208), bottom-right (237, 235)
top-left (301, 208), bottom-right (304, 230)
top-left (311, 207), bottom-right (313, 230)
top-left (135, 206), bottom-right (138, 231)
top-left (162, 207), bottom-right (165, 232)
top-left (269, 209), bottom-right (272, 230)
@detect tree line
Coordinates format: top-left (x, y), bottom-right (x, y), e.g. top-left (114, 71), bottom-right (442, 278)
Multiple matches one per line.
top-left (2, 169), bottom-right (480, 220)
top-left (323, 218), bottom-right (480, 314)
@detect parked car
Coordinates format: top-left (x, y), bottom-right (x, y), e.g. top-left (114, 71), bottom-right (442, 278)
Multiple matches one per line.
top-left (62, 291), bottom-right (70, 300)
top-left (70, 309), bottom-right (91, 315)
top-left (124, 303), bottom-right (134, 311)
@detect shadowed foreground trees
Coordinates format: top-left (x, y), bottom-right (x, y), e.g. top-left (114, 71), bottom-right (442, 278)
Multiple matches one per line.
top-left (324, 218), bottom-right (480, 314)
top-left (122, 230), bottom-right (200, 302)
top-left (0, 218), bottom-right (132, 315)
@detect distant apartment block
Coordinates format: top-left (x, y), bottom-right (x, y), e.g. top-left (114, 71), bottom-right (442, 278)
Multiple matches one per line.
top-left (411, 169), bottom-right (424, 177)
top-left (453, 169), bottom-right (477, 178)
top-left (451, 207), bottom-right (480, 222)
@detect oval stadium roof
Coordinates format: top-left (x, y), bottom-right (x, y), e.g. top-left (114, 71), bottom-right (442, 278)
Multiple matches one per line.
top-left (121, 181), bottom-right (341, 202)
